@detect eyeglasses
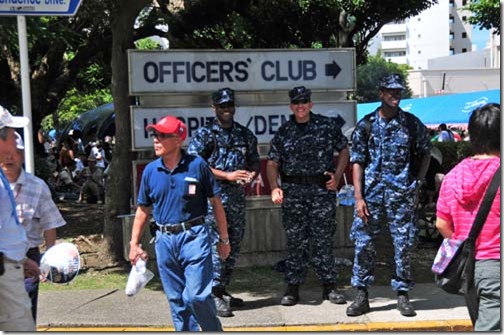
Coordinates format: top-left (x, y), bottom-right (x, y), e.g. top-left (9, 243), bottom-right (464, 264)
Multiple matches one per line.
top-left (291, 99), bottom-right (310, 105)
top-left (150, 132), bottom-right (178, 139)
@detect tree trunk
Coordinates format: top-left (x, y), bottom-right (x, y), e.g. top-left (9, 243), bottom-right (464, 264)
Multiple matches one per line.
top-left (104, 0), bottom-right (150, 261)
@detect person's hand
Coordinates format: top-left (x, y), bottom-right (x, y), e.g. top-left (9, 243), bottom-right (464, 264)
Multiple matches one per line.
top-left (324, 171), bottom-right (338, 191)
top-left (226, 170), bottom-right (252, 184)
top-left (217, 242), bottom-right (230, 260)
top-left (23, 258), bottom-right (40, 280)
top-left (271, 187), bottom-right (283, 204)
top-left (129, 243), bottom-right (148, 265)
top-left (355, 198), bottom-right (370, 223)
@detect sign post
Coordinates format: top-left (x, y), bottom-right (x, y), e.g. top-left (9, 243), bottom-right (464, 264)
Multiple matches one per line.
top-left (0, 0), bottom-right (82, 173)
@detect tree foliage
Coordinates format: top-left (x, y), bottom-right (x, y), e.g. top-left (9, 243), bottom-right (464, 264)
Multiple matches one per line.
top-left (465, 0), bottom-right (500, 35)
top-left (163, 0), bottom-right (438, 64)
top-left (356, 55), bottom-right (412, 103)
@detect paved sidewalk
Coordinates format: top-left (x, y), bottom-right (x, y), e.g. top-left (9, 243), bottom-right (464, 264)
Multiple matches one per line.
top-left (37, 283), bottom-right (472, 331)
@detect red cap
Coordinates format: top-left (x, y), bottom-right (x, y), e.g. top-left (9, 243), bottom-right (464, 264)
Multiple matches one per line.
top-left (146, 116), bottom-right (187, 141)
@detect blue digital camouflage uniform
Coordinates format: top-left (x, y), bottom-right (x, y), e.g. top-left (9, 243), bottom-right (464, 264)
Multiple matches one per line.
top-left (349, 107), bottom-right (432, 291)
top-left (267, 112), bottom-right (348, 285)
top-left (187, 120), bottom-right (260, 289)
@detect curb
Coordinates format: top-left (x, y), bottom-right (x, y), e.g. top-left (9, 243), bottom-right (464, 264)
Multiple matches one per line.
top-left (37, 319), bottom-right (473, 332)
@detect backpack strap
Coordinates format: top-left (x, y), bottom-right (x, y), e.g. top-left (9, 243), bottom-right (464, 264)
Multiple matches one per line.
top-left (359, 110), bottom-right (419, 173)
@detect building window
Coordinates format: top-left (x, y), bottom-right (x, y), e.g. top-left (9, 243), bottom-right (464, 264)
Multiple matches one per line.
top-left (418, 50), bottom-right (422, 54)
top-left (384, 51), bottom-right (406, 57)
top-left (462, 0), bottom-right (467, 5)
top-left (462, 32), bottom-right (467, 38)
top-left (383, 35), bottom-right (405, 41)
top-left (462, 16), bottom-right (467, 21)
top-left (449, 0), bottom-right (454, 7)
top-left (462, 48), bottom-right (467, 53)
top-left (450, 48), bottom-right (455, 55)
top-left (449, 32), bottom-right (454, 40)
top-left (449, 16), bottom-right (454, 23)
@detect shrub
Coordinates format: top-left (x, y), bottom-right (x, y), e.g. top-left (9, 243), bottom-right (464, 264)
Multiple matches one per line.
top-left (434, 141), bottom-right (473, 173)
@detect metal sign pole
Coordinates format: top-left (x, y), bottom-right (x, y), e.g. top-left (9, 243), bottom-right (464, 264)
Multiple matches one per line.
top-left (17, 15), bottom-right (34, 173)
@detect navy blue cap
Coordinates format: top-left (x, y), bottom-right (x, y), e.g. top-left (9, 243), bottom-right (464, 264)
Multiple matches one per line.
top-left (379, 74), bottom-right (405, 90)
top-left (289, 86), bottom-right (312, 102)
top-left (212, 88), bottom-right (235, 105)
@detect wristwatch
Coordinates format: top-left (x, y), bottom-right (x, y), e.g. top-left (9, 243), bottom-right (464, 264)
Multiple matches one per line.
top-left (218, 237), bottom-right (230, 245)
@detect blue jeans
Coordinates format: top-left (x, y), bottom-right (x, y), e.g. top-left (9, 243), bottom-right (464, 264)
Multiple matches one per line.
top-left (155, 224), bottom-right (222, 331)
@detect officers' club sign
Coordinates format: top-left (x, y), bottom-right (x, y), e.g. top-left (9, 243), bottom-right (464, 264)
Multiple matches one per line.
top-left (128, 49), bottom-right (355, 94)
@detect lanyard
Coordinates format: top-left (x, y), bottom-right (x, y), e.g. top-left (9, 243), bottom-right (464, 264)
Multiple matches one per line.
top-left (0, 169), bottom-right (19, 225)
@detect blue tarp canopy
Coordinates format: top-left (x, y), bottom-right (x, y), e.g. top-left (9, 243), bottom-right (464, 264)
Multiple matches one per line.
top-left (59, 103), bottom-right (115, 146)
top-left (357, 89), bottom-right (500, 126)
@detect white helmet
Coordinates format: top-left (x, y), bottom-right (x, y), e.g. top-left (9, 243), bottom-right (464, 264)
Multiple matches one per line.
top-left (40, 242), bottom-right (81, 284)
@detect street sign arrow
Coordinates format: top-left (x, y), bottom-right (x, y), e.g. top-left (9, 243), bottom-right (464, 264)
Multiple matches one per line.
top-left (325, 61), bottom-right (341, 79)
top-left (0, 0), bottom-right (82, 16)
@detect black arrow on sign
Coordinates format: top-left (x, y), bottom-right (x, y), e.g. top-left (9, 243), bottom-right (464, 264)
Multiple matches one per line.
top-left (325, 61), bottom-right (341, 79)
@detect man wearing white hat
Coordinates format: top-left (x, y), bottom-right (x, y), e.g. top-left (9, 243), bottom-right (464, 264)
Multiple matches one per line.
top-left (1, 131), bottom-right (67, 322)
top-left (0, 105), bottom-right (37, 331)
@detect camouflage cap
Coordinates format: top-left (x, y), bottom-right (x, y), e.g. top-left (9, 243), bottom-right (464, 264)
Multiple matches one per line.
top-left (212, 87), bottom-right (235, 105)
top-left (288, 86), bottom-right (312, 102)
top-left (379, 73), bottom-right (405, 90)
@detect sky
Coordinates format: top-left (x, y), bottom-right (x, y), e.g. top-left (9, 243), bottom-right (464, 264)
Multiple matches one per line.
top-left (472, 26), bottom-right (490, 50)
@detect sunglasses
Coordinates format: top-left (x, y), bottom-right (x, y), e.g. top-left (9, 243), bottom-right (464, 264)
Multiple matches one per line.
top-left (291, 99), bottom-right (310, 105)
top-left (150, 132), bottom-right (178, 139)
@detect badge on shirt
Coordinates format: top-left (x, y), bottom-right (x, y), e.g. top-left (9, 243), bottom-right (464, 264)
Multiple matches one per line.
top-left (184, 177), bottom-right (198, 196)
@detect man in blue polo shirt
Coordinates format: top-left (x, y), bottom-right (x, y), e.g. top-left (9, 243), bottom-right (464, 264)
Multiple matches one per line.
top-left (129, 116), bottom-right (230, 332)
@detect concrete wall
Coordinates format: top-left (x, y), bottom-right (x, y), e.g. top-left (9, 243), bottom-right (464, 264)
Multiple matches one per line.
top-left (408, 68), bottom-right (500, 98)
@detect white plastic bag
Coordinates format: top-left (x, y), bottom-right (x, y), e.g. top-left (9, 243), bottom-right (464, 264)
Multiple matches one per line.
top-left (337, 174), bottom-right (355, 206)
top-left (125, 259), bottom-right (154, 296)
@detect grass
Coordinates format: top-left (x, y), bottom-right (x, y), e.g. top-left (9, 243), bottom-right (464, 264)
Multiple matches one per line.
top-left (38, 264), bottom-right (352, 293)
top-left (39, 245), bottom-right (438, 292)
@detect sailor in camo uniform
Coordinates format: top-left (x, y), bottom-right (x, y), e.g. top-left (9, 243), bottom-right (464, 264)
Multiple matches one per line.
top-left (346, 74), bottom-right (432, 318)
top-left (187, 87), bottom-right (260, 318)
top-left (266, 86), bottom-right (350, 307)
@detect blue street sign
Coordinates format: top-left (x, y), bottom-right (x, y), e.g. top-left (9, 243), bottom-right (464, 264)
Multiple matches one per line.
top-left (0, 0), bottom-right (82, 16)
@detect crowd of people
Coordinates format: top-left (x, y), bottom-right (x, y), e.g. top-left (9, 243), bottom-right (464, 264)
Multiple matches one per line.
top-left (0, 73), bottom-right (499, 332)
top-left (37, 129), bottom-right (113, 204)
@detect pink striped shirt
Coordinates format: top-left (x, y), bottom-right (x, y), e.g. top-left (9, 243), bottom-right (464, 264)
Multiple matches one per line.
top-left (436, 156), bottom-right (500, 260)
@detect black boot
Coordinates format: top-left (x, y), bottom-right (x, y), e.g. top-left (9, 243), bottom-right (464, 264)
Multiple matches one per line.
top-left (346, 288), bottom-right (370, 317)
top-left (397, 291), bottom-right (416, 317)
top-left (280, 284), bottom-right (299, 306)
top-left (322, 284), bottom-right (346, 304)
top-left (223, 289), bottom-right (244, 308)
top-left (212, 287), bottom-right (233, 317)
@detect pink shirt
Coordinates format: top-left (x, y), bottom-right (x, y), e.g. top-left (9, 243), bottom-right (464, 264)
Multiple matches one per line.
top-left (436, 156), bottom-right (500, 260)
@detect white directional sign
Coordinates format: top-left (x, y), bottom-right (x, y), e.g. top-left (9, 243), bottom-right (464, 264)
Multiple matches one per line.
top-left (0, 0), bottom-right (82, 16)
top-left (128, 49), bottom-right (355, 94)
top-left (131, 102), bottom-right (356, 150)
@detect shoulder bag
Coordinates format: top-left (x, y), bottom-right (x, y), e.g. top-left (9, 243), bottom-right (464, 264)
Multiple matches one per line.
top-left (432, 166), bottom-right (500, 295)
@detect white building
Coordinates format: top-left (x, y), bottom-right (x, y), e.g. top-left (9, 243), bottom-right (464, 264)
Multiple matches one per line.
top-left (369, 0), bottom-right (473, 70)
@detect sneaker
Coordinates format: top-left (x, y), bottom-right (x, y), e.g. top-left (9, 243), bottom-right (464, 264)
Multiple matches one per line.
top-left (212, 287), bottom-right (233, 317)
top-left (397, 292), bottom-right (416, 317)
top-left (223, 290), bottom-right (244, 308)
top-left (280, 284), bottom-right (299, 306)
top-left (346, 288), bottom-right (370, 316)
top-left (322, 284), bottom-right (346, 304)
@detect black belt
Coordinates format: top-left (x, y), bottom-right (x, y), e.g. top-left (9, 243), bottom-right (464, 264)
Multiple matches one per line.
top-left (156, 217), bottom-right (205, 234)
top-left (281, 174), bottom-right (330, 187)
